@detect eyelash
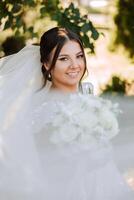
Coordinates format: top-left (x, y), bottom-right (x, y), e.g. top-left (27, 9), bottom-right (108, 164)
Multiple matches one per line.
top-left (77, 54), bottom-right (84, 59)
top-left (58, 57), bottom-right (68, 61)
top-left (58, 54), bottom-right (84, 61)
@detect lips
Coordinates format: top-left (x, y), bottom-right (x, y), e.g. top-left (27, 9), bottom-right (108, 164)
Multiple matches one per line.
top-left (66, 71), bottom-right (80, 78)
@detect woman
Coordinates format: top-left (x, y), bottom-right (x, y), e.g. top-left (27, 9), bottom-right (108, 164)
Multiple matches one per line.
top-left (0, 27), bottom-right (134, 199)
top-left (40, 27), bottom-right (88, 92)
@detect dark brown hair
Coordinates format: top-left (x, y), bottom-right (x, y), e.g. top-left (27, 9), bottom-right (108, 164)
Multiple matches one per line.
top-left (40, 27), bottom-right (88, 87)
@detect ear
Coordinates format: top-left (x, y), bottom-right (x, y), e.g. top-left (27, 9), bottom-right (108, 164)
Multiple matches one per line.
top-left (43, 62), bottom-right (50, 71)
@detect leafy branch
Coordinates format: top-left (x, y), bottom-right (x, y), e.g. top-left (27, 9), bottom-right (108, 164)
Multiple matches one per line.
top-left (0, 0), bottom-right (99, 53)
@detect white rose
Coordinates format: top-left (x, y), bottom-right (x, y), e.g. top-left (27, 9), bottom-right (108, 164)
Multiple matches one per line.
top-left (50, 125), bottom-right (79, 144)
top-left (74, 112), bottom-right (98, 131)
top-left (99, 109), bottom-right (119, 139)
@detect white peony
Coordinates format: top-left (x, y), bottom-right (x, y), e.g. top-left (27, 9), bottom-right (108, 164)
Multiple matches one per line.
top-left (46, 94), bottom-right (120, 145)
top-left (50, 125), bottom-right (79, 144)
top-left (98, 108), bottom-right (119, 139)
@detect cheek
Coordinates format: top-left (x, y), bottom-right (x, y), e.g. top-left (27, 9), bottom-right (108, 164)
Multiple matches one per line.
top-left (51, 66), bottom-right (65, 79)
top-left (51, 62), bottom-right (68, 75)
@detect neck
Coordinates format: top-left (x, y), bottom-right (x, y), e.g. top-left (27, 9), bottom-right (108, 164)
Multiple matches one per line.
top-left (50, 83), bottom-right (79, 94)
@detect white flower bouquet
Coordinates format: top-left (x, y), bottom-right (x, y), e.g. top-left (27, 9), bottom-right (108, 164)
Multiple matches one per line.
top-left (47, 94), bottom-right (120, 145)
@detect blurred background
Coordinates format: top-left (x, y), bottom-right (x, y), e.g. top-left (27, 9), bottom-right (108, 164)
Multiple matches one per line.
top-left (0, 0), bottom-right (134, 190)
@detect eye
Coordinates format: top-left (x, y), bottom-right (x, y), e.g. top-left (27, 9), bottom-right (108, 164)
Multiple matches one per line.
top-left (77, 54), bottom-right (84, 59)
top-left (58, 57), bottom-right (68, 61)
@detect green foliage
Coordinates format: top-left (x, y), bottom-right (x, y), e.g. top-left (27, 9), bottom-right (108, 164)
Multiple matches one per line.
top-left (54, 3), bottom-right (99, 52)
top-left (101, 76), bottom-right (126, 95)
top-left (0, 0), bottom-right (38, 37)
top-left (40, 1), bottom-right (99, 52)
top-left (0, 0), bottom-right (99, 53)
top-left (114, 0), bottom-right (134, 58)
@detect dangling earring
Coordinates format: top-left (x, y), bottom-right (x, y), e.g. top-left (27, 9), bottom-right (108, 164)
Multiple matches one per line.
top-left (47, 71), bottom-right (52, 81)
top-left (48, 72), bottom-right (51, 79)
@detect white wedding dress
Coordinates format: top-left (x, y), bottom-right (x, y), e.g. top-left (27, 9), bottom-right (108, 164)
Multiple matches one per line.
top-left (0, 45), bottom-right (134, 200)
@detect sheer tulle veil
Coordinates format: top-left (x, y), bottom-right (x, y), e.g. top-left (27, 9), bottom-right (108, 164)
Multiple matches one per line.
top-left (0, 45), bottom-right (134, 200)
top-left (0, 44), bottom-right (94, 198)
top-left (0, 45), bottom-right (51, 198)
top-left (0, 45), bottom-right (49, 130)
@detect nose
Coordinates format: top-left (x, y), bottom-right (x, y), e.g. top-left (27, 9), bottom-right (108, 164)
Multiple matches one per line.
top-left (69, 58), bottom-right (80, 69)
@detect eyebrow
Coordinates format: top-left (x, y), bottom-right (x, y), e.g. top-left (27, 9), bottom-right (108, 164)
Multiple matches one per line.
top-left (58, 51), bottom-right (83, 57)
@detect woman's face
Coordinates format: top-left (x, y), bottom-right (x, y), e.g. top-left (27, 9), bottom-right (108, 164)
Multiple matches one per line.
top-left (47, 40), bottom-right (86, 92)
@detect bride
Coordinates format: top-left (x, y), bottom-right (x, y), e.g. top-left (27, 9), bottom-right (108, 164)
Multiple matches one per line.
top-left (0, 27), bottom-right (134, 200)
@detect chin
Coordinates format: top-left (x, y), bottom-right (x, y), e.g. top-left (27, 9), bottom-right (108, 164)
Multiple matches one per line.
top-left (66, 80), bottom-right (80, 87)
top-left (70, 78), bottom-right (81, 84)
